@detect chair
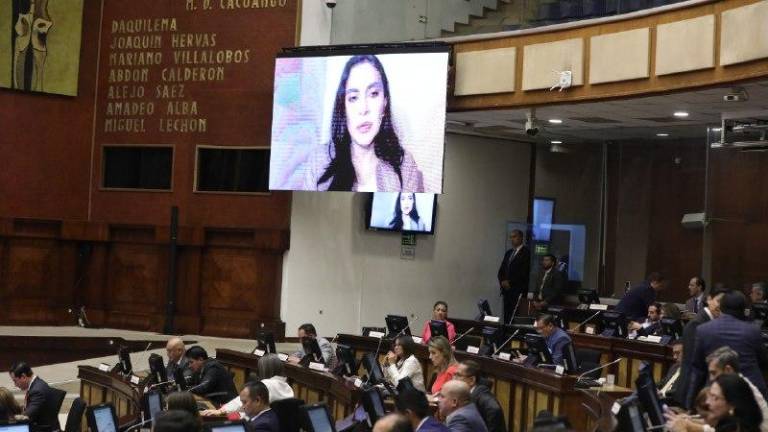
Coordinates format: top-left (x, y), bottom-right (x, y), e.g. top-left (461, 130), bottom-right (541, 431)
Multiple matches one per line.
top-left (64, 397), bottom-right (87, 432)
top-left (575, 348), bottom-right (603, 378)
top-left (270, 397), bottom-right (305, 432)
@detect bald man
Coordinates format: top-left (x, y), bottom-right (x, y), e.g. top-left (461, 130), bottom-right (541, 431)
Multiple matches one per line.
top-left (437, 381), bottom-right (488, 432)
top-left (166, 337), bottom-right (193, 383)
top-left (373, 414), bottom-right (414, 432)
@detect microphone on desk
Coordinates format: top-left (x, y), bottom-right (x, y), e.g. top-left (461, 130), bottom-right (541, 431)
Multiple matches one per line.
top-left (492, 329), bottom-right (520, 356)
top-left (577, 357), bottom-right (624, 383)
top-left (123, 417), bottom-right (153, 432)
top-left (147, 379), bottom-right (177, 390)
top-left (508, 294), bottom-right (524, 326)
top-left (453, 327), bottom-right (475, 345)
top-left (570, 311), bottom-right (602, 332)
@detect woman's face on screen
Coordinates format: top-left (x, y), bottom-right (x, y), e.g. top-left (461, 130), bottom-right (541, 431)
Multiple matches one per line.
top-left (345, 61), bottom-right (386, 147)
top-left (400, 193), bottom-right (415, 216)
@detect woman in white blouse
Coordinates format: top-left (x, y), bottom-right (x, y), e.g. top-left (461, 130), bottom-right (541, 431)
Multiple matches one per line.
top-left (382, 335), bottom-right (426, 392)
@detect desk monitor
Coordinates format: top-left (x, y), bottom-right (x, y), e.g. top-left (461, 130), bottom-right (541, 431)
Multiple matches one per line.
top-left (615, 396), bottom-right (646, 432)
top-left (256, 331), bottom-right (277, 354)
top-left (173, 366), bottom-right (188, 391)
top-left (660, 318), bottom-right (683, 342)
top-left (118, 346), bottom-right (133, 375)
top-left (752, 303), bottom-right (768, 327)
top-left (475, 299), bottom-right (492, 321)
top-left (396, 376), bottom-right (416, 394)
top-left (204, 421), bottom-right (248, 432)
top-left (301, 403), bottom-right (337, 432)
top-left (578, 289), bottom-right (600, 305)
top-left (545, 305), bottom-right (567, 328)
top-left (142, 390), bottom-right (163, 424)
top-left (301, 337), bottom-right (325, 366)
top-left (86, 403), bottom-right (119, 432)
top-left (148, 352), bottom-right (167, 384)
top-left (335, 344), bottom-right (357, 377)
top-left (385, 315), bottom-right (410, 337)
top-left (0, 423), bottom-right (30, 432)
top-left (523, 334), bottom-right (553, 366)
top-left (479, 326), bottom-right (505, 357)
top-left (361, 353), bottom-right (385, 385)
top-left (600, 311), bottom-right (628, 338)
top-left (562, 341), bottom-right (579, 373)
top-left (361, 387), bottom-right (386, 426)
top-left (635, 371), bottom-right (665, 428)
top-left (429, 320), bottom-right (448, 340)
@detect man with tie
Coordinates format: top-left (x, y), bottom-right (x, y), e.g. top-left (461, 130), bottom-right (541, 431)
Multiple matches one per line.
top-left (534, 314), bottom-right (572, 366)
top-left (531, 254), bottom-right (565, 312)
top-left (395, 388), bottom-right (450, 432)
top-left (497, 229), bottom-right (530, 324)
top-left (9, 362), bottom-right (60, 432)
top-left (658, 340), bottom-right (683, 403)
top-left (165, 337), bottom-right (193, 384)
top-left (685, 277), bottom-right (706, 315)
top-left (240, 382), bottom-right (280, 432)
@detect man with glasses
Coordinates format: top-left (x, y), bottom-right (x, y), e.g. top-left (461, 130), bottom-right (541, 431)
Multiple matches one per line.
top-left (535, 314), bottom-right (571, 366)
top-left (454, 361), bottom-right (504, 432)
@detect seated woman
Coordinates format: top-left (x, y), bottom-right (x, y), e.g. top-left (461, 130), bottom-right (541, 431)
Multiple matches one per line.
top-left (166, 391), bottom-right (201, 423)
top-left (382, 335), bottom-right (426, 392)
top-left (428, 336), bottom-right (458, 395)
top-left (666, 374), bottom-right (763, 432)
top-left (421, 301), bottom-right (456, 344)
top-left (0, 387), bottom-right (21, 421)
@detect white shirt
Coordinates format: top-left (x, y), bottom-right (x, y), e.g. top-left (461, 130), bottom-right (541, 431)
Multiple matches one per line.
top-left (383, 355), bottom-right (425, 393)
top-left (220, 376), bottom-right (295, 414)
top-left (741, 374), bottom-right (768, 432)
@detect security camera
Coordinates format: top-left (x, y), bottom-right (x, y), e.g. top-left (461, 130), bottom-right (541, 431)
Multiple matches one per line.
top-left (525, 109), bottom-right (539, 136)
top-left (325, 0), bottom-right (337, 8)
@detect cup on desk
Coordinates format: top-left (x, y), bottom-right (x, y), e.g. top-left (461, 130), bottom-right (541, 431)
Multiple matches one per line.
top-left (606, 374), bottom-right (615, 386)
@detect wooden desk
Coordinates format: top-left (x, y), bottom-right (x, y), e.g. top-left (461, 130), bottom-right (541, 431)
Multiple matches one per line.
top-left (78, 365), bottom-right (142, 428)
top-left (336, 334), bottom-right (628, 432)
top-left (215, 349), bottom-right (360, 422)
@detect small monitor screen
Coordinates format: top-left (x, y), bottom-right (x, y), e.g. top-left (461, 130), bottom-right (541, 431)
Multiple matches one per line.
top-left (368, 192), bottom-right (436, 234)
top-left (307, 406), bottom-right (334, 432)
top-left (269, 46), bottom-right (449, 193)
top-left (93, 406), bottom-right (117, 432)
top-left (0, 425), bottom-right (30, 432)
top-left (370, 390), bottom-right (385, 418)
top-left (209, 425), bottom-right (247, 432)
top-left (147, 392), bottom-right (163, 421)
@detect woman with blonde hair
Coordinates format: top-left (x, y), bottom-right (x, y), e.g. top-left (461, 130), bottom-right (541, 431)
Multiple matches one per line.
top-left (428, 336), bottom-right (458, 395)
top-left (0, 387), bottom-right (21, 421)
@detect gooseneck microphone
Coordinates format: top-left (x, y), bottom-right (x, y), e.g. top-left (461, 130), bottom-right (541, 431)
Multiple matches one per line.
top-left (577, 357), bottom-right (624, 383)
top-left (570, 311), bottom-right (602, 331)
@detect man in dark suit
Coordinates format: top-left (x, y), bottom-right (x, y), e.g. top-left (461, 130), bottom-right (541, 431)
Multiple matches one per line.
top-left (165, 337), bottom-right (193, 384)
top-left (685, 277), bottom-right (706, 314)
top-left (615, 272), bottom-right (665, 322)
top-left (689, 291), bottom-right (768, 406)
top-left (497, 229), bottom-right (530, 323)
top-left (751, 281), bottom-right (768, 305)
top-left (186, 346), bottom-right (238, 405)
top-left (8, 362), bottom-right (60, 432)
top-left (676, 286), bottom-right (728, 408)
top-left (437, 381), bottom-right (489, 432)
top-left (454, 360), bottom-right (504, 432)
top-left (373, 414), bottom-right (414, 432)
top-left (240, 382), bottom-right (279, 432)
top-left (395, 388), bottom-right (450, 432)
top-left (531, 254), bottom-right (565, 312)
top-left (658, 340), bottom-right (683, 402)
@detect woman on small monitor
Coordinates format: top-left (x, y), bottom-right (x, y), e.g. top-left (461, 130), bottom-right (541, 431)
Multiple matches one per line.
top-left (382, 335), bottom-right (426, 392)
top-left (421, 301), bottom-right (456, 343)
top-left (389, 192), bottom-right (426, 231)
top-left (428, 336), bottom-right (458, 395)
top-left (304, 55), bottom-right (424, 192)
top-left (0, 387), bottom-right (21, 420)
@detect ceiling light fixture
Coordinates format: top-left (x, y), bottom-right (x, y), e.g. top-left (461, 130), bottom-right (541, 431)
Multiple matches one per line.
top-left (551, 140), bottom-right (563, 144)
top-left (673, 111), bottom-right (689, 118)
top-left (548, 119), bottom-right (563, 124)
top-left (656, 133), bottom-right (669, 137)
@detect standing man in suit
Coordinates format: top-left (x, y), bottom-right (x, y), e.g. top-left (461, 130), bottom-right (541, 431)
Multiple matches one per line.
top-left (9, 362), bottom-right (60, 432)
top-left (531, 254), bottom-right (565, 312)
top-left (497, 229), bottom-right (530, 324)
top-left (676, 286), bottom-right (728, 408)
top-left (395, 388), bottom-right (450, 432)
top-left (186, 346), bottom-right (238, 405)
top-left (240, 382), bottom-right (279, 432)
top-left (165, 337), bottom-right (193, 384)
top-left (454, 361), bottom-right (505, 432)
top-left (437, 381), bottom-right (488, 432)
top-left (615, 272), bottom-right (666, 322)
top-left (685, 277), bottom-right (706, 315)
top-left (690, 291), bottom-right (768, 405)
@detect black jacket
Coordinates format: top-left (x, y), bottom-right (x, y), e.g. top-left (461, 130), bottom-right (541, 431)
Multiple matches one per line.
top-left (25, 377), bottom-right (61, 432)
top-left (532, 268), bottom-right (565, 305)
top-left (470, 384), bottom-right (505, 432)
top-left (166, 356), bottom-right (194, 384)
top-left (676, 308), bottom-right (712, 408)
top-left (189, 359), bottom-right (238, 405)
top-left (498, 246), bottom-right (531, 298)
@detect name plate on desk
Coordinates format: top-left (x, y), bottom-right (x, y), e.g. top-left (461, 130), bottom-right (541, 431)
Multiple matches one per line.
top-left (309, 362), bottom-right (326, 371)
top-left (555, 365), bottom-right (565, 376)
top-left (585, 326), bottom-right (596, 335)
top-left (645, 335), bottom-right (663, 344)
top-left (612, 402), bottom-right (622, 415)
top-left (411, 336), bottom-right (423, 344)
top-left (130, 375), bottom-right (141, 385)
top-left (354, 378), bottom-right (363, 388)
top-left (253, 349), bottom-right (266, 357)
top-left (589, 304), bottom-right (609, 311)
top-left (278, 353), bottom-right (289, 362)
top-left (466, 345), bottom-right (480, 354)
top-left (483, 315), bottom-right (500, 323)
top-left (497, 352), bottom-right (512, 361)
top-left (368, 331), bottom-right (385, 339)
top-left (98, 363), bottom-right (111, 372)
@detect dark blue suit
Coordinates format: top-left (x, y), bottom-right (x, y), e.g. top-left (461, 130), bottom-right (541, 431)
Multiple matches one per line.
top-left (615, 283), bottom-right (656, 322)
top-left (690, 315), bottom-right (768, 401)
top-left (677, 308), bottom-right (712, 408)
top-left (416, 416), bottom-right (450, 432)
top-left (247, 409), bottom-right (280, 432)
top-left (545, 327), bottom-right (572, 365)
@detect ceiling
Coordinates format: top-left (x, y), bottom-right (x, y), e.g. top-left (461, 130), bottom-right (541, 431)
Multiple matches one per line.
top-left (446, 79), bottom-right (768, 144)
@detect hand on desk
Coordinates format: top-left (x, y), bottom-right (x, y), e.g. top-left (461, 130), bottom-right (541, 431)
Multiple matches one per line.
top-left (665, 408), bottom-right (708, 432)
top-left (287, 355), bottom-right (301, 364)
top-left (385, 351), bottom-right (397, 364)
top-left (201, 408), bottom-right (225, 416)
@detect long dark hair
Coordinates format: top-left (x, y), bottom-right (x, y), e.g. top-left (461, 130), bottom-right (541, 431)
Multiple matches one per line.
top-left (390, 192), bottom-right (420, 230)
top-left (715, 374), bottom-right (762, 432)
top-left (318, 55), bottom-right (404, 190)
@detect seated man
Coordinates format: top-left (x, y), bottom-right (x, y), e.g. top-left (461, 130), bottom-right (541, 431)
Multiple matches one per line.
top-left (629, 302), bottom-right (662, 338)
top-left (454, 361), bottom-right (504, 432)
top-left (373, 414), bottom-right (414, 432)
top-left (658, 340), bottom-right (683, 403)
top-left (534, 314), bottom-right (572, 366)
top-left (705, 347), bottom-right (768, 432)
top-left (436, 381), bottom-right (488, 432)
top-left (166, 337), bottom-right (193, 384)
top-left (9, 361), bottom-right (60, 432)
top-left (531, 254), bottom-right (565, 312)
top-left (395, 388), bottom-right (449, 432)
top-left (186, 346), bottom-right (238, 405)
top-left (241, 382), bottom-right (280, 432)
top-left (287, 323), bottom-right (336, 368)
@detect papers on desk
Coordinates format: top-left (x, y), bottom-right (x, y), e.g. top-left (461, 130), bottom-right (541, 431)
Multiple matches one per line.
top-left (278, 353), bottom-right (289, 361)
top-left (309, 362), bottom-right (326, 371)
top-left (589, 304), bottom-right (609, 311)
top-left (635, 335), bottom-right (663, 344)
top-left (130, 375), bottom-right (141, 385)
top-left (466, 345), bottom-right (480, 354)
top-left (253, 349), bottom-right (266, 356)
